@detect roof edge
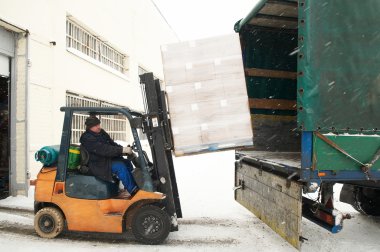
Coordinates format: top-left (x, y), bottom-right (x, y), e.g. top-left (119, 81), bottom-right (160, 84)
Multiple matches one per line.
top-left (0, 18), bottom-right (28, 34)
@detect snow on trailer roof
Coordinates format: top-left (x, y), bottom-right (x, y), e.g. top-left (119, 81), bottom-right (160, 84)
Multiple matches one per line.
top-left (323, 132), bottom-right (380, 137)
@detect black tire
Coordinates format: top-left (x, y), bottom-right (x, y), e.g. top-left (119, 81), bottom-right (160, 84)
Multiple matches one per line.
top-left (131, 205), bottom-right (171, 245)
top-left (353, 187), bottom-right (380, 216)
top-left (34, 207), bottom-right (64, 238)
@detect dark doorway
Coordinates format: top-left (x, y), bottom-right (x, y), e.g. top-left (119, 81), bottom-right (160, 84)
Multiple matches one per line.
top-left (0, 75), bottom-right (9, 199)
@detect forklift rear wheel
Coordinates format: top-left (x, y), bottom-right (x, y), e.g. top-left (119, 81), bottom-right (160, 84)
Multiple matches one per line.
top-left (34, 207), bottom-right (64, 238)
top-left (131, 205), bottom-right (171, 244)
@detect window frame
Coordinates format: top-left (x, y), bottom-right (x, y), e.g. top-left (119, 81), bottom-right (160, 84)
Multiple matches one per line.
top-left (66, 17), bottom-right (128, 74)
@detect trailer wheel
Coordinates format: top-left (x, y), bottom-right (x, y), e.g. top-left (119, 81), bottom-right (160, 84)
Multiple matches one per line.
top-left (34, 207), bottom-right (64, 238)
top-left (353, 187), bottom-right (380, 216)
top-left (131, 205), bottom-right (171, 244)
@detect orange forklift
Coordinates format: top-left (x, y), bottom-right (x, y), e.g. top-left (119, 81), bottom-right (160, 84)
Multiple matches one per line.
top-left (33, 73), bottom-right (182, 244)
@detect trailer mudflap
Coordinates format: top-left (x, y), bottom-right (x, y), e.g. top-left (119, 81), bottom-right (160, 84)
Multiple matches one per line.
top-left (235, 160), bottom-right (302, 249)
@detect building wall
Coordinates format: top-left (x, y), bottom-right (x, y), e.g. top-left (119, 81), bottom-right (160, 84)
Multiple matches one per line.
top-left (0, 0), bottom-right (178, 190)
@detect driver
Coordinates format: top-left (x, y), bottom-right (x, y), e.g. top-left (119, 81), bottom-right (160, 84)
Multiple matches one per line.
top-left (80, 116), bottom-right (138, 198)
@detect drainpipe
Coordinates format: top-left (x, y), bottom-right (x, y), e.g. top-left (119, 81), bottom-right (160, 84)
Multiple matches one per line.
top-left (25, 30), bottom-right (30, 196)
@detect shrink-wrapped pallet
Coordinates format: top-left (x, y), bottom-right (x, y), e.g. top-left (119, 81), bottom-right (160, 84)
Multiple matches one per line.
top-left (161, 34), bottom-right (253, 156)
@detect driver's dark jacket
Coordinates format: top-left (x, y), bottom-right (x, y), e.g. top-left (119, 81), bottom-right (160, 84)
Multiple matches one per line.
top-left (80, 129), bottom-right (123, 182)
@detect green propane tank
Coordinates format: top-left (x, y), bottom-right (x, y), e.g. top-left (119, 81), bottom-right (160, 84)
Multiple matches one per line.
top-left (67, 145), bottom-right (81, 170)
top-left (35, 145), bottom-right (81, 169)
top-left (35, 145), bottom-right (60, 166)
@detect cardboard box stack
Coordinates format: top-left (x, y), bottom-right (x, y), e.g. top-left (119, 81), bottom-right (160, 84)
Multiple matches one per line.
top-left (161, 34), bottom-right (253, 156)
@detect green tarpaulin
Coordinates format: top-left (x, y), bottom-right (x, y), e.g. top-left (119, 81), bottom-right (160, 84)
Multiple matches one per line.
top-left (298, 0), bottom-right (380, 132)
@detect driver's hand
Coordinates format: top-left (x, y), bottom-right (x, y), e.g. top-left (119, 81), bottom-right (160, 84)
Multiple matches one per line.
top-left (122, 146), bottom-right (133, 155)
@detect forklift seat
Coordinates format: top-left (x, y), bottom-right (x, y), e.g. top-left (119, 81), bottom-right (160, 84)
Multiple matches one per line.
top-left (65, 145), bottom-right (119, 199)
top-left (78, 145), bottom-right (90, 174)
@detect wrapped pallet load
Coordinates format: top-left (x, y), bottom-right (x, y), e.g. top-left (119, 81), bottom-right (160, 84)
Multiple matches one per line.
top-left (161, 34), bottom-right (253, 156)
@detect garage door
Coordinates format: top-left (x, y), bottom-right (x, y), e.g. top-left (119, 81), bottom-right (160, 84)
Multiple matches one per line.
top-left (0, 27), bottom-right (14, 55)
top-left (0, 27), bottom-right (14, 77)
top-left (0, 54), bottom-right (9, 77)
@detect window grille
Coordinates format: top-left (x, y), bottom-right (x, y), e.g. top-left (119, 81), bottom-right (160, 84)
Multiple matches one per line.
top-left (100, 102), bottom-right (128, 141)
top-left (66, 92), bottom-right (129, 144)
top-left (66, 18), bottom-right (127, 73)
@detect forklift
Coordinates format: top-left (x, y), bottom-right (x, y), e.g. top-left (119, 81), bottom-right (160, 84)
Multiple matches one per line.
top-left (34, 73), bottom-right (182, 244)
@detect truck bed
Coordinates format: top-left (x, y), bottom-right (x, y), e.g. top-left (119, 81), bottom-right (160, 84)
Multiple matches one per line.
top-left (236, 150), bottom-right (301, 180)
top-left (237, 150), bottom-right (301, 169)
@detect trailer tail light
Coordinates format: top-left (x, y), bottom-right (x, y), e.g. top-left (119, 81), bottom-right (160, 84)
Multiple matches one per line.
top-left (315, 210), bottom-right (334, 226)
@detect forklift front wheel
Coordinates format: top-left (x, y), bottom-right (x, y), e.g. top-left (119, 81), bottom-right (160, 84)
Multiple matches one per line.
top-left (34, 207), bottom-right (64, 238)
top-left (131, 204), bottom-right (171, 245)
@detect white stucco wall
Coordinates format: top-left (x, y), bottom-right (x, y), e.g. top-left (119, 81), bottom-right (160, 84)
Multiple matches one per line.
top-left (0, 0), bottom-right (178, 182)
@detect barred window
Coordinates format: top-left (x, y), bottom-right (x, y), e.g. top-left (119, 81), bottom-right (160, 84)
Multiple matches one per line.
top-left (66, 18), bottom-right (127, 73)
top-left (66, 92), bottom-right (130, 144)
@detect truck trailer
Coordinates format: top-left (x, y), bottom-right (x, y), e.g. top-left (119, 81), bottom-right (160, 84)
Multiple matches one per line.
top-left (233, 0), bottom-right (380, 249)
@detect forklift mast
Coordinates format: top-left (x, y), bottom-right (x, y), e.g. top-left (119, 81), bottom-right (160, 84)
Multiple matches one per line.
top-left (139, 73), bottom-right (182, 222)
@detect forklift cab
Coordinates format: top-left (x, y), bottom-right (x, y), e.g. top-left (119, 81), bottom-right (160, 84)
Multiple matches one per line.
top-left (34, 73), bottom-right (182, 244)
top-left (57, 107), bottom-right (154, 198)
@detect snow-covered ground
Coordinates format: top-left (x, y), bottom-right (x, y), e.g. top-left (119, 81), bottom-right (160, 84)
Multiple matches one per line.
top-left (0, 151), bottom-right (379, 251)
